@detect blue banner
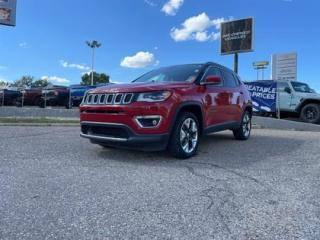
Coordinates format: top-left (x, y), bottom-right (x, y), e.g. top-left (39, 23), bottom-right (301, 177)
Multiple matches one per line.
top-left (244, 81), bottom-right (277, 113)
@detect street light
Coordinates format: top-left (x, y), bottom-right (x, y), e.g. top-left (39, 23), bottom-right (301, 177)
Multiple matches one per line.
top-left (86, 40), bottom-right (102, 86)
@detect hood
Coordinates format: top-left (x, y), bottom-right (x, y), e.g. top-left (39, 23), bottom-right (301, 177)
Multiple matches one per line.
top-left (297, 92), bottom-right (320, 99)
top-left (89, 81), bottom-right (194, 93)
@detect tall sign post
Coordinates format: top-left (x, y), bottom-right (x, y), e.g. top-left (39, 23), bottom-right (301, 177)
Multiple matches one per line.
top-left (253, 61), bottom-right (269, 80)
top-left (221, 18), bottom-right (254, 74)
top-left (0, 0), bottom-right (17, 27)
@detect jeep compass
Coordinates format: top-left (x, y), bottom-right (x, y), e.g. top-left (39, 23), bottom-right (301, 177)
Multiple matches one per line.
top-left (80, 62), bottom-right (252, 158)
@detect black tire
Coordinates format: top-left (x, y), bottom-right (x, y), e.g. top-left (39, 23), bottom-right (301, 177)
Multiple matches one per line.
top-left (300, 104), bottom-right (320, 124)
top-left (38, 99), bottom-right (45, 108)
top-left (233, 111), bottom-right (252, 140)
top-left (168, 112), bottom-right (200, 159)
top-left (33, 97), bottom-right (41, 107)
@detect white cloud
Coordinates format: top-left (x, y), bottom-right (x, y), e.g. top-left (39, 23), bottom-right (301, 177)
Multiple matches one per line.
top-left (60, 60), bottom-right (90, 71)
top-left (170, 13), bottom-right (227, 42)
top-left (120, 51), bottom-right (159, 69)
top-left (161, 0), bottom-right (184, 16)
top-left (144, 0), bottom-right (157, 7)
top-left (41, 76), bottom-right (70, 84)
top-left (19, 42), bottom-right (27, 48)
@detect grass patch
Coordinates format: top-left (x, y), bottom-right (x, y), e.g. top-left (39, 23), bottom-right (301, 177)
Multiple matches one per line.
top-left (0, 117), bottom-right (79, 124)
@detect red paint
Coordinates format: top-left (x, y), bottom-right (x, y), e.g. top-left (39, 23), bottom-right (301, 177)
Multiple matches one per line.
top-left (80, 80), bottom-right (251, 135)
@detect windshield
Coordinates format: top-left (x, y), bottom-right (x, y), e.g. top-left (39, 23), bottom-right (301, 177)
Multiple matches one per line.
top-left (133, 64), bottom-right (204, 83)
top-left (291, 82), bottom-right (314, 93)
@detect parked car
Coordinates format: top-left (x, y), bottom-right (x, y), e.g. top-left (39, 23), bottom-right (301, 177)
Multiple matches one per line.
top-left (277, 80), bottom-right (320, 123)
top-left (0, 89), bottom-right (21, 106)
top-left (79, 63), bottom-right (252, 158)
top-left (39, 86), bottom-right (70, 108)
top-left (69, 85), bottom-right (97, 107)
top-left (16, 88), bottom-right (43, 107)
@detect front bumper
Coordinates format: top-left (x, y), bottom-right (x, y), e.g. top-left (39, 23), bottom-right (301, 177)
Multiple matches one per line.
top-left (80, 121), bottom-right (169, 151)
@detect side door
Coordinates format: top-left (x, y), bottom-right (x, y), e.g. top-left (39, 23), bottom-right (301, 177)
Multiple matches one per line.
top-left (221, 70), bottom-right (243, 122)
top-left (201, 66), bottom-right (229, 126)
top-left (277, 81), bottom-right (293, 111)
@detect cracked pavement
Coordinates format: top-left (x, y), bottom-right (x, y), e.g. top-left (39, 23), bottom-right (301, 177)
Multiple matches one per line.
top-left (0, 126), bottom-right (319, 239)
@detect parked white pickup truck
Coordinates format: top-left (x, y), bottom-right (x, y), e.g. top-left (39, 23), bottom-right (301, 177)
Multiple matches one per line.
top-left (277, 81), bottom-right (320, 123)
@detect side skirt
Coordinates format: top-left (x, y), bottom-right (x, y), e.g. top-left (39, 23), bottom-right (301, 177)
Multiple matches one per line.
top-left (203, 121), bottom-right (240, 135)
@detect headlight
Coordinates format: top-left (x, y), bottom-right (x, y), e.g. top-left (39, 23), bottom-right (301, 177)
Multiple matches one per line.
top-left (136, 91), bottom-right (171, 102)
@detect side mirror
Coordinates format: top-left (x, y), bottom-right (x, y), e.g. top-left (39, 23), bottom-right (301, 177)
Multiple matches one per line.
top-left (284, 87), bottom-right (292, 94)
top-left (203, 75), bottom-right (222, 85)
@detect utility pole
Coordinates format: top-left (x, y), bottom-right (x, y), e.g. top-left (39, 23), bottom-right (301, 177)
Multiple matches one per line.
top-left (86, 40), bottom-right (101, 86)
top-left (234, 53), bottom-right (239, 74)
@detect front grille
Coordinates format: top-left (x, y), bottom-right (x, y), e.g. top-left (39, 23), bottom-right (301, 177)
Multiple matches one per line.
top-left (81, 125), bottom-right (129, 139)
top-left (83, 93), bottom-right (134, 105)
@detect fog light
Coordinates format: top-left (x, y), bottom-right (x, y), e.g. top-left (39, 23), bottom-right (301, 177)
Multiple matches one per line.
top-left (134, 115), bottom-right (162, 128)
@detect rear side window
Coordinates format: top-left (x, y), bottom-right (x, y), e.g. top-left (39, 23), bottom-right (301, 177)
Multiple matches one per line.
top-left (222, 70), bottom-right (238, 88)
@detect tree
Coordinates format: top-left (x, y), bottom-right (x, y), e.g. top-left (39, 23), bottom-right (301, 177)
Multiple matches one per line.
top-left (32, 79), bottom-right (51, 88)
top-left (12, 76), bottom-right (34, 87)
top-left (81, 72), bottom-right (110, 86)
top-left (0, 81), bottom-right (9, 88)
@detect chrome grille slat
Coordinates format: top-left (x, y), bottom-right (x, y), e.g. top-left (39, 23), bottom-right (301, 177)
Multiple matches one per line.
top-left (106, 94), bottom-right (114, 104)
top-left (85, 93), bottom-right (134, 105)
top-left (114, 93), bottom-right (123, 104)
top-left (123, 93), bottom-right (133, 104)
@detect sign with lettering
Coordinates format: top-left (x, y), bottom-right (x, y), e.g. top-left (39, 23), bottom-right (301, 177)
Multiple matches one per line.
top-left (0, 0), bottom-right (16, 26)
top-left (221, 18), bottom-right (254, 55)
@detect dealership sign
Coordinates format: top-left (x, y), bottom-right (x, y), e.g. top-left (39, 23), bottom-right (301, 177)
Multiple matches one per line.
top-left (0, 0), bottom-right (16, 26)
top-left (245, 81), bottom-right (277, 113)
top-left (272, 52), bottom-right (297, 81)
top-left (221, 18), bottom-right (254, 55)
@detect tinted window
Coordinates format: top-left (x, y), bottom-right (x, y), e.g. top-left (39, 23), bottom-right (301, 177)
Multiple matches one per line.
top-left (277, 82), bottom-right (290, 92)
top-left (222, 70), bottom-right (238, 88)
top-left (291, 82), bottom-right (313, 93)
top-left (202, 67), bottom-right (223, 86)
top-left (133, 64), bottom-right (204, 83)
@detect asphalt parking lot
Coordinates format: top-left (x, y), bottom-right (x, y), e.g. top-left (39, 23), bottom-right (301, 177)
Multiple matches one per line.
top-left (0, 127), bottom-right (319, 240)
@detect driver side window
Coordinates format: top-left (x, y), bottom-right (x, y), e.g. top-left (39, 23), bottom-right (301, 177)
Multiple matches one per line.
top-left (278, 82), bottom-right (290, 92)
top-left (203, 67), bottom-right (223, 86)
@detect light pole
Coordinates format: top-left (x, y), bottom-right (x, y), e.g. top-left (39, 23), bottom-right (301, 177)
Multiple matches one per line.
top-left (86, 40), bottom-right (101, 86)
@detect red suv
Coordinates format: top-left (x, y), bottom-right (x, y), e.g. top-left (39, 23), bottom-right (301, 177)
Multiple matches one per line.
top-left (80, 63), bottom-right (252, 158)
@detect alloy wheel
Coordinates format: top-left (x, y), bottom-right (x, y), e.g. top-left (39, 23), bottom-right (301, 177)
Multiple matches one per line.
top-left (242, 113), bottom-right (251, 138)
top-left (305, 106), bottom-right (318, 121)
top-left (180, 118), bottom-right (198, 154)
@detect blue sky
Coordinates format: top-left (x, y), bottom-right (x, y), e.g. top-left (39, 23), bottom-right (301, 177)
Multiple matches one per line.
top-left (0, 0), bottom-right (320, 91)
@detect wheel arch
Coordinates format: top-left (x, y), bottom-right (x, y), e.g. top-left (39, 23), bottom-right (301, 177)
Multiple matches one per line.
top-left (170, 101), bottom-right (205, 135)
top-left (244, 105), bottom-right (253, 117)
top-left (296, 99), bottom-right (320, 113)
